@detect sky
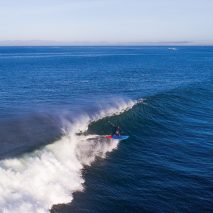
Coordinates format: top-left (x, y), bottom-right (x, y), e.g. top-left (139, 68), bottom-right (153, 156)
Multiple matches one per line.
top-left (0, 0), bottom-right (213, 45)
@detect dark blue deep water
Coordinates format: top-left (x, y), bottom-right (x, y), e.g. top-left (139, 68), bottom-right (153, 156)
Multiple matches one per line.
top-left (0, 46), bottom-right (212, 213)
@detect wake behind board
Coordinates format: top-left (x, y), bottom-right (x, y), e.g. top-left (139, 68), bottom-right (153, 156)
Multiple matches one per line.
top-left (105, 135), bottom-right (129, 140)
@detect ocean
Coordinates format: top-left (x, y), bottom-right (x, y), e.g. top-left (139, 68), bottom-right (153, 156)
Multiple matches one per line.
top-left (0, 46), bottom-right (212, 213)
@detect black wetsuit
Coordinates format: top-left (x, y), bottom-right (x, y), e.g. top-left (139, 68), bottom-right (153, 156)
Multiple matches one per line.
top-left (113, 126), bottom-right (121, 136)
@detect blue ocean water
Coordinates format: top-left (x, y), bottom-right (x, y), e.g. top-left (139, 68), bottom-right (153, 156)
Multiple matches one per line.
top-left (0, 46), bottom-right (212, 212)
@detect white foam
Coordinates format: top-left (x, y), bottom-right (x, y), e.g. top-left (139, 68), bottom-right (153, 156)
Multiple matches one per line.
top-left (0, 99), bottom-right (141, 213)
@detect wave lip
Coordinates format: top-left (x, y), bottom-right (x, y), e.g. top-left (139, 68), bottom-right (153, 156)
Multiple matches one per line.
top-left (0, 98), bottom-right (140, 213)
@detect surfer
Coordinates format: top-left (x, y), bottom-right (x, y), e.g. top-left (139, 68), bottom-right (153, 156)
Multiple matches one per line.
top-left (108, 121), bottom-right (121, 136)
top-left (105, 121), bottom-right (128, 140)
top-left (113, 126), bottom-right (121, 136)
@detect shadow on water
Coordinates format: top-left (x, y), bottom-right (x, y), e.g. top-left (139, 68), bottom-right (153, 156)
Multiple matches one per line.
top-left (0, 113), bottom-right (63, 160)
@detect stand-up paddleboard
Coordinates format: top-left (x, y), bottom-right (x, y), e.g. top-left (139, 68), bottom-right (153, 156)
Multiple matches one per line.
top-left (105, 135), bottom-right (129, 140)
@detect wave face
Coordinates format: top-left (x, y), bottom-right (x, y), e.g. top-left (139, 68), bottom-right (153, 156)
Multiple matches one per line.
top-left (84, 82), bottom-right (213, 213)
top-left (0, 99), bottom-right (139, 213)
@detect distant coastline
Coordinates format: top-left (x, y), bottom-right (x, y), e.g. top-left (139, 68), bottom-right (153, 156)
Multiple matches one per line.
top-left (0, 40), bottom-right (213, 46)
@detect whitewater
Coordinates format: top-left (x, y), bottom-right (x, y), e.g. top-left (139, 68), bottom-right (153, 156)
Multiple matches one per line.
top-left (0, 99), bottom-right (142, 213)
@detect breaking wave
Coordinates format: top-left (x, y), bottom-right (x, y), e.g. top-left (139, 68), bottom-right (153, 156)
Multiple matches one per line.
top-left (0, 99), bottom-right (142, 213)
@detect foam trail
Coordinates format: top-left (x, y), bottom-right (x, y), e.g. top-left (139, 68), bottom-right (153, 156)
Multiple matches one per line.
top-left (0, 99), bottom-right (141, 213)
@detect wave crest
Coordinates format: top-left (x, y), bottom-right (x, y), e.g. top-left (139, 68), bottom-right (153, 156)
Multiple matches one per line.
top-left (0, 98), bottom-right (140, 213)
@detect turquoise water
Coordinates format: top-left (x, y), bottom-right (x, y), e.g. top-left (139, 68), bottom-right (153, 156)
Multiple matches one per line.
top-left (0, 46), bottom-right (212, 212)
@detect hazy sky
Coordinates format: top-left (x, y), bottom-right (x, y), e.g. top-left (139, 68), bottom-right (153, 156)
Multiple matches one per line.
top-left (0, 0), bottom-right (213, 44)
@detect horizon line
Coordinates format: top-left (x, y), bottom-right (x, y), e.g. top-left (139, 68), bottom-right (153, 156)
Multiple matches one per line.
top-left (0, 40), bottom-right (213, 46)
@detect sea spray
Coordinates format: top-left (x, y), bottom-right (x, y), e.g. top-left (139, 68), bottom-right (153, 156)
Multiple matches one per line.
top-left (0, 99), bottom-right (141, 213)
